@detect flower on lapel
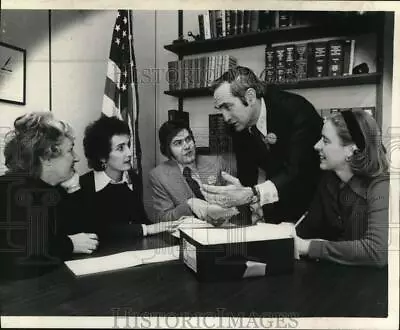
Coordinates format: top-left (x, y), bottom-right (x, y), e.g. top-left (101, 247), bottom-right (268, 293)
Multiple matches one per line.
top-left (265, 132), bottom-right (277, 145)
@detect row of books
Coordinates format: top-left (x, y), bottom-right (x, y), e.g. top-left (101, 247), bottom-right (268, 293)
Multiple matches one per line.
top-left (167, 55), bottom-right (237, 91)
top-left (264, 38), bottom-right (356, 83)
top-left (198, 10), bottom-right (311, 40)
top-left (319, 106), bottom-right (375, 118)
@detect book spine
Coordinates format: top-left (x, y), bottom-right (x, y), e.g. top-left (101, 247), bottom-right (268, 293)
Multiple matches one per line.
top-left (177, 60), bottom-right (183, 90)
top-left (215, 10), bottom-right (223, 38)
top-left (183, 58), bottom-right (189, 89)
top-left (167, 61), bottom-right (175, 91)
top-left (198, 15), bottom-right (205, 40)
top-left (285, 44), bottom-right (296, 81)
top-left (221, 10), bottom-right (226, 37)
top-left (313, 42), bottom-right (328, 77)
top-left (225, 10), bottom-right (231, 36)
top-left (250, 10), bottom-right (259, 32)
top-left (349, 39), bottom-right (356, 75)
top-left (258, 10), bottom-right (269, 31)
top-left (307, 43), bottom-right (315, 78)
top-left (295, 43), bottom-right (308, 80)
top-left (243, 10), bottom-right (250, 33)
top-left (209, 10), bottom-right (216, 39)
top-left (328, 40), bottom-right (344, 77)
top-left (237, 10), bottom-right (244, 34)
top-left (230, 10), bottom-right (237, 35)
top-left (274, 11), bottom-right (280, 28)
top-left (265, 46), bottom-right (275, 83)
top-left (209, 56), bottom-right (216, 86)
top-left (342, 39), bottom-right (351, 76)
top-left (202, 56), bottom-right (207, 88)
top-left (275, 45), bottom-right (286, 82)
top-left (278, 11), bottom-right (291, 28)
top-left (203, 12), bottom-right (211, 39)
top-left (194, 57), bottom-right (199, 88)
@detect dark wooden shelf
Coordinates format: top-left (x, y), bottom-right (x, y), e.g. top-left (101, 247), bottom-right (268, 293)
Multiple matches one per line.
top-left (196, 147), bottom-right (210, 155)
top-left (164, 73), bottom-right (382, 97)
top-left (164, 13), bottom-right (383, 57)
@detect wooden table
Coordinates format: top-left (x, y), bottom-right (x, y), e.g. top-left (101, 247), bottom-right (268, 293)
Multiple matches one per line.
top-left (0, 234), bottom-right (387, 317)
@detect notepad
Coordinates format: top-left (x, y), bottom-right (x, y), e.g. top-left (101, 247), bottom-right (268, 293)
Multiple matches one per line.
top-left (65, 246), bottom-right (180, 276)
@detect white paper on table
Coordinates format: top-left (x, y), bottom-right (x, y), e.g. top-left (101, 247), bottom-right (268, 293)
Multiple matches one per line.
top-left (65, 246), bottom-right (180, 276)
top-left (180, 223), bottom-right (293, 245)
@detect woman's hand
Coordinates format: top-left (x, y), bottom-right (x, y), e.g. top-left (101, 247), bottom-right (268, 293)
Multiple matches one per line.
top-left (146, 220), bottom-right (182, 235)
top-left (277, 222), bottom-right (311, 259)
top-left (294, 236), bottom-right (311, 258)
top-left (68, 232), bottom-right (99, 254)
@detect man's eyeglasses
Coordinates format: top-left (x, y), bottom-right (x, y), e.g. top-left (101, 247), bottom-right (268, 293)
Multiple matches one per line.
top-left (171, 135), bottom-right (194, 147)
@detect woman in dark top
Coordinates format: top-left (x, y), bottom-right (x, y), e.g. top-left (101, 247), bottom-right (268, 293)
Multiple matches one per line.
top-left (293, 109), bottom-right (389, 267)
top-left (80, 116), bottom-right (180, 245)
top-left (0, 112), bottom-right (98, 279)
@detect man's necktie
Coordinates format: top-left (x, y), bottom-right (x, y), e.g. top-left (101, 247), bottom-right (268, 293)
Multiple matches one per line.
top-left (183, 167), bottom-right (205, 200)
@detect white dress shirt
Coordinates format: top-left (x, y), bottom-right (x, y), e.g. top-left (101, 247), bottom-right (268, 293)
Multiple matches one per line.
top-left (253, 98), bottom-right (279, 206)
top-left (94, 170), bottom-right (148, 236)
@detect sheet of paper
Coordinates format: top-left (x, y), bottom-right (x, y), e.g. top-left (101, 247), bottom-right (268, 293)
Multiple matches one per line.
top-left (171, 216), bottom-right (237, 238)
top-left (180, 223), bottom-right (293, 245)
top-left (65, 246), bottom-right (180, 276)
top-left (171, 217), bottom-right (210, 238)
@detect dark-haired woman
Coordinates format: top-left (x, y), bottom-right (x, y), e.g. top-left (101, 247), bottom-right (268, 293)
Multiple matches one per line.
top-left (80, 116), bottom-right (181, 245)
top-left (293, 109), bottom-right (389, 267)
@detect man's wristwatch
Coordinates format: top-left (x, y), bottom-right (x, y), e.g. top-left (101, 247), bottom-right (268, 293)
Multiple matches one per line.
top-left (250, 186), bottom-right (260, 204)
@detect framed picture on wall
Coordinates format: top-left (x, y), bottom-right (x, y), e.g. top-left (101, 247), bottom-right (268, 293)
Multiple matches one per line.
top-left (0, 42), bottom-right (26, 105)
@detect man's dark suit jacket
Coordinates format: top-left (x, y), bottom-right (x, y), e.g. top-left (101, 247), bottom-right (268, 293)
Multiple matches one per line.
top-left (233, 86), bottom-right (323, 223)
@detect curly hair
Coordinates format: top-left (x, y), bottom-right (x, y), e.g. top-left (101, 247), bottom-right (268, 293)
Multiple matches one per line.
top-left (328, 110), bottom-right (388, 177)
top-left (4, 112), bottom-right (74, 178)
top-left (83, 115), bottom-right (130, 171)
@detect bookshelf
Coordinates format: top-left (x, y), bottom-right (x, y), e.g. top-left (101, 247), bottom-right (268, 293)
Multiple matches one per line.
top-left (164, 11), bottom-right (387, 153)
top-left (164, 13), bottom-right (383, 57)
top-left (164, 73), bottom-right (382, 97)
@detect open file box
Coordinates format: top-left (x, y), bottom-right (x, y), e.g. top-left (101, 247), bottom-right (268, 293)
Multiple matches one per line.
top-left (180, 223), bottom-right (294, 281)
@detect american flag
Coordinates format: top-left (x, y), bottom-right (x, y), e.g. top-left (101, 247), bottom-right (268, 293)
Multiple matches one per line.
top-left (102, 10), bottom-right (142, 186)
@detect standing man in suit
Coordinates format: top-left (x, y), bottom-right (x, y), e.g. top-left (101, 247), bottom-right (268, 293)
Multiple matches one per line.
top-left (149, 120), bottom-right (239, 224)
top-left (202, 66), bottom-right (323, 223)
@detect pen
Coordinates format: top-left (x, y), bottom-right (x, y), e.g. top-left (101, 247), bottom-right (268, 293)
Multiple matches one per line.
top-left (294, 211), bottom-right (308, 228)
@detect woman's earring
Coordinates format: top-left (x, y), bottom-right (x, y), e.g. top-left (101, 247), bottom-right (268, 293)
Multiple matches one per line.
top-left (345, 155), bottom-right (351, 162)
top-left (101, 162), bottom-right (107, 170)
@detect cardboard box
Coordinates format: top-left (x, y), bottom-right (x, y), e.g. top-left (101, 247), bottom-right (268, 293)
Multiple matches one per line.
top-left (180, 223), bottom-right (294, 281)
